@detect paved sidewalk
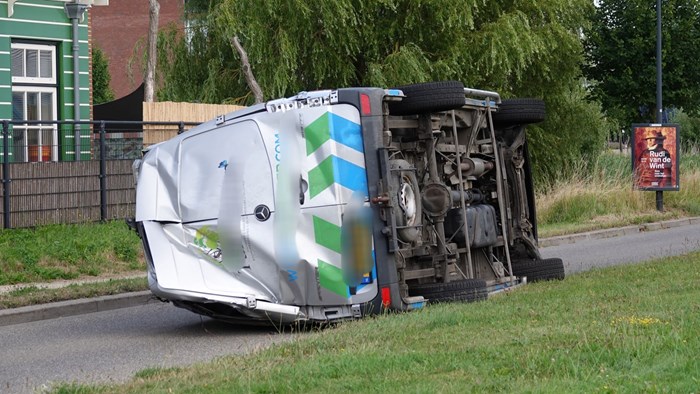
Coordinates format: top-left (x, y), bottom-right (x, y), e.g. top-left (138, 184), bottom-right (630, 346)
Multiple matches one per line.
top-left (0, 273), bottom-right (146, 295)
top-left (538, 216), bottom-right (700, 247)
top-left (2, 216), bottom-right (699, 327)
top-left (0, 273), bottom-right (151, 327)
top-left (0, 291), bottom-right (154, 327)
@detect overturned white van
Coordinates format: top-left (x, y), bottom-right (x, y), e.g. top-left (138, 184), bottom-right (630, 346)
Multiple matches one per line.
top-left (132, 81), bottom-right (564, 324)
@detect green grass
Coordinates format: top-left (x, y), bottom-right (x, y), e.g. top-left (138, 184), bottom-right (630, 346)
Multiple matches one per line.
top-left (0, 278), bottom-right (148, 309)
top-left (0, 221), bottom-right (144, 285)
top-left (536, 151), bottom-right (700, 237)
top-left (53, 252), bottom-right (700, 393)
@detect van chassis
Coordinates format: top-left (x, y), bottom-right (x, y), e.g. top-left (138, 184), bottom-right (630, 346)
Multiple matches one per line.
top-left (370, 87), bottom-right (544, 307)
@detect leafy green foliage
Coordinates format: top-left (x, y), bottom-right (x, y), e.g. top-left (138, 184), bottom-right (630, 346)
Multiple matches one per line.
top-left (584, 0), bottom-right (700, 127)
top-left (157, 0), bottom-right (608, 183)
top-left (527, 84), bottom-right (611, 186)
top-left (92, 46), bottom-right (115, 104)
top-left (669, 109), bottom-right (700, 148)
top-left (210, 0), bottom-right (589, 98)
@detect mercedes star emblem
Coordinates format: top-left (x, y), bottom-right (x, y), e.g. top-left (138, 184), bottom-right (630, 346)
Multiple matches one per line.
top-left (254, 204), bottom-right (271, 221)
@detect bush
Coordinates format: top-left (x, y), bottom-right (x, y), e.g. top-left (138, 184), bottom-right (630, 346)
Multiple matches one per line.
top-left (669, 109), bottom-right (700, 149)
top-left (528, 84), bottom-right (613, 188)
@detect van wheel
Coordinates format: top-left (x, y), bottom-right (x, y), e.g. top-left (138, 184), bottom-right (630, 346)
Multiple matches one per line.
top-left (492, 98), bottom-right (546, 127)
top-left (388, 81), bottom-right (465, 116)
top-left (511, 258), bottom-right (565, 282)
top-left (389, 160), bottom-right (422, 243)
top-left (408, 278), bottom-right (488, 303)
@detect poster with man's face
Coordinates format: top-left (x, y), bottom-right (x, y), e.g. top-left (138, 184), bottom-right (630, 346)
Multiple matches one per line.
top-left (631, 124), bottom-right (680, 191)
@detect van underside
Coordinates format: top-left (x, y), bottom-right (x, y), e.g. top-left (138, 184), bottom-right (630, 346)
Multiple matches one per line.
top-left (366, 82), bottom-right (551, 313)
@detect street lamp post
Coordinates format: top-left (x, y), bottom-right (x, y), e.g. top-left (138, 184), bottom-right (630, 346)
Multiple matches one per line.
top-left (64, 2), bottom-right (89, 161)
top-left (655, 0), bottom-right (664, 211)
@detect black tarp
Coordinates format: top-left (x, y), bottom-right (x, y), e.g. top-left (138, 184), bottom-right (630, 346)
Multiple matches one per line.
top-left (93, 83), bottom-right (144, 130)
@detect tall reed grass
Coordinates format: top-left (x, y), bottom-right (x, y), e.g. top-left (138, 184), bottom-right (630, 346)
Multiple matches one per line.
top-left (536, 150), bottom-right (700, 236)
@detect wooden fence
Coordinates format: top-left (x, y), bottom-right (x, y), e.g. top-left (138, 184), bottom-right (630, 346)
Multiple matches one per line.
top-left (0, 111), bottom-right (246, 229)
top-left (0, 160), bottom-right (134, 228)
top-left (143, 102), bottom-right (245, 147)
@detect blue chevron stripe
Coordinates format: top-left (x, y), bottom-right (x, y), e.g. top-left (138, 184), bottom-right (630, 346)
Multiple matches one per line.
top-left (307, 154), bottom-right (369, 198)
top-left (328, 113), bottom-right (364, 153)
top-left (333, 156), bottom-right (368, 194)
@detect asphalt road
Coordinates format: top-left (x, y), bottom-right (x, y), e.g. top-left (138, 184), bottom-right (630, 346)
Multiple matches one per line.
top-left (0, 302), bottom-right (293, 394)
top-left (3, 223), bottom-right (700, 393)
top-left (540, 222), bottom-right (700, 274)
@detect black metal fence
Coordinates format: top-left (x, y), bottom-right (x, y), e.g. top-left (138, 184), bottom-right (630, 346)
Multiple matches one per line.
top-left (0, 120), bottom-right (198, 229)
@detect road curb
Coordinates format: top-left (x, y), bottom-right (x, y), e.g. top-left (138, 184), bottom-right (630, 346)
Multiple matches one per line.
top-left (539, 217), bottom-right (700, 248)
top-left (0, 291), bottom-right (155, 327)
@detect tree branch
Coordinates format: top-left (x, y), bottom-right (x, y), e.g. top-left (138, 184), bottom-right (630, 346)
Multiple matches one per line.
top-left (230, 35), bottom-right (264, 104)
top-left (144, 0), bottom-right (160, 102)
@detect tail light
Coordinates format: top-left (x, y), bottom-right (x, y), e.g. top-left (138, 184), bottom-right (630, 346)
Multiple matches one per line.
top-left (381, 287), bottom-right (391, 309)
top-left (360, 93), bottom-right (371, 115)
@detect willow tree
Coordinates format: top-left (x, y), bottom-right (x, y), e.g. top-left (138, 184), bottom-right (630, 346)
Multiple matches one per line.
top-left (158, 0), bottom-right (610, 183)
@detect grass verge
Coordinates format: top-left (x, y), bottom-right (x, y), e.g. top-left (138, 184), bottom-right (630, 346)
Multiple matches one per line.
top-left (54, 252), bottom-right (700, 393)
top-left (0, 221), bottom-right (144, 285)
top-left (0, 278), bottom-right (148, 309)
top-left (536, 151), bottom-right (700, 237)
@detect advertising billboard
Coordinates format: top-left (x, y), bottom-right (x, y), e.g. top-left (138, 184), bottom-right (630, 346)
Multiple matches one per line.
top-left (631, 124), bottom-right (680, 191)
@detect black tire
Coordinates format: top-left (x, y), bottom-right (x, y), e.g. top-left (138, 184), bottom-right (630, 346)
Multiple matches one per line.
top-left (511, 258), bottom-right (565, 282)
top-left (492, 98), bottom-right (546, 127)
top-left (388, 81), bottom-right (465, 116)
top-left (408, 278), bottom-right (488, 303)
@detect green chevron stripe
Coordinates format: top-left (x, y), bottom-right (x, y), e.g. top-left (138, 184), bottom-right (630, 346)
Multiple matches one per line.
top-left (318, 259), bottom-right (348, 297)
top-left (308, 156), bottom-right (335, 198)
top-left (313, 215), bottom-right (341, 254)
top-left (305, 112), bottom-right (330, 155)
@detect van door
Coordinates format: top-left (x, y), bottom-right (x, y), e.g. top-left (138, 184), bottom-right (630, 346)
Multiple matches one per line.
top-left (297, 104), bottom-right (377, 306)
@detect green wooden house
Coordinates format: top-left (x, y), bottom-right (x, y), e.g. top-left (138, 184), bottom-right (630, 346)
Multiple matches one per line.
top-left (0, 0), bottom-right (105, 162)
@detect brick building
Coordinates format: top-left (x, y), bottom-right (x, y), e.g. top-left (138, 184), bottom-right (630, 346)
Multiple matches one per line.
top-left (91, 0), bottom-right (184, 99)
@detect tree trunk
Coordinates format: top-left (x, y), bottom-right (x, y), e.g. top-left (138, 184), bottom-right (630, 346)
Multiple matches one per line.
top-left (230, 36), bottom-right (264, 104)
top-left (144, 0), bottom-right (160, 102)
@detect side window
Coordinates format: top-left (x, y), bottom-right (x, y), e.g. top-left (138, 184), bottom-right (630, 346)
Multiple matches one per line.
top-left (11, 44), bottom-right (56, 84)
top-left (10, 43), bottom-right (58, 162)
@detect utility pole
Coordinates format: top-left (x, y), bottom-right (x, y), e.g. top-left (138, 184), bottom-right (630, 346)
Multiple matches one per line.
top-left (655, 0), bottom-right (664, 211)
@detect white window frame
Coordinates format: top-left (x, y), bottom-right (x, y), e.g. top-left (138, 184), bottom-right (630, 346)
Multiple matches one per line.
top-left (11, 43), bottom-right (57, 85)
top-left (11, 86), bottom-right (59, 162)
